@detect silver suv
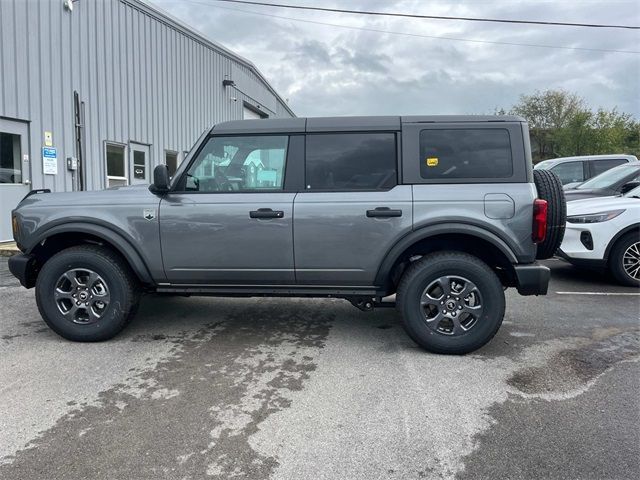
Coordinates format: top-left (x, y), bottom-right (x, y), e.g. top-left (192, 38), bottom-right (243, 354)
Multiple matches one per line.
top-left (9, 115), bottom-right (566, 354)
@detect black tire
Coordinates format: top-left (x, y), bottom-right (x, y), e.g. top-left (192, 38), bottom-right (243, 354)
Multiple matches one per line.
top-left (35, 245), bottom-right (140, 341)
top-left (396, 252), bottom-right (505, 355)
top-left (608, 231), bottom-right (640, 287)
top-left (533, 169), bottom-right (566, 260)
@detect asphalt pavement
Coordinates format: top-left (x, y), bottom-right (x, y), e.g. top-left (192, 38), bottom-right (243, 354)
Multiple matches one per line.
top-left (0, 257), bottom-right (638, 480)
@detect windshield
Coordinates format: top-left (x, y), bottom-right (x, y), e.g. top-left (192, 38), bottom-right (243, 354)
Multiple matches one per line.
top-left (577, 164), bottom-right (638, 190)
top-left (625, 185), bottom-right (640, 198)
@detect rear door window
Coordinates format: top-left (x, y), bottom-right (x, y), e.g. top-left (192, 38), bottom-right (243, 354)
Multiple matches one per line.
top-left (305, 133), bottom-right (397, 190)
top-left (419, 129), bottom-right (512, 179)
top-left (591, 159), bottom-right (627, 177)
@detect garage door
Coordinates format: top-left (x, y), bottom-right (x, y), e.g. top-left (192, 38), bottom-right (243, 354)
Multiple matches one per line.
top-left (243, 106), bottom-right (265, 120)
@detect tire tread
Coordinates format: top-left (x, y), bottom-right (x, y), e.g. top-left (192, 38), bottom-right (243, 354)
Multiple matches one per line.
top-left (533, 169), bottom-right (566, 260)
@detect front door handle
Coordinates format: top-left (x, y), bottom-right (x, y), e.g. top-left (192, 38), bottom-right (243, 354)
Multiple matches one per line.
top-left (249, 208), bottom-right (284, 219)
top-left (366, 207), bottom-right (402, 218)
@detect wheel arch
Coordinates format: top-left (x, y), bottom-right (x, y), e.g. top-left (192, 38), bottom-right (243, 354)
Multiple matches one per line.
top-left (26, 223), bottom-right (154, 285)
top-left (604, 223), bottom-right (640, 261)
top-left (375, 224), bottom-right (519, 292)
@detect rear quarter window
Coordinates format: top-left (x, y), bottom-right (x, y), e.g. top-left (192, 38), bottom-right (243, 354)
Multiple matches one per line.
top-left (419, 129), bottom-right (513, 179)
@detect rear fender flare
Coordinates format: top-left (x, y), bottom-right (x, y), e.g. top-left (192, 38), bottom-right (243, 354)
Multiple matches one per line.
top-left (374, 223), bottom-right (519, 287)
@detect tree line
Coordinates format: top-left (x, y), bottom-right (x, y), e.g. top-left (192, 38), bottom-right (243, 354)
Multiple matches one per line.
top-left (497, 89), bottom-right (640, 163)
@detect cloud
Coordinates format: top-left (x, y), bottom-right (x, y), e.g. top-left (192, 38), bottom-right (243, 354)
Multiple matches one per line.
top-left (152, 0), bottom-right (640, 118)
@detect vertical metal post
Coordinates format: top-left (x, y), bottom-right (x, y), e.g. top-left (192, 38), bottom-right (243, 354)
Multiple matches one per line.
top-left (74, 91), bottom-right (84, 191)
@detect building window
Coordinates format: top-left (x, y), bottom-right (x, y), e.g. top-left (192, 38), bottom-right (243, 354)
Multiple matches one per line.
top-left (106, 143), bottom-right (127, 187)
top-left (132, 150), bottom-right (146, 180)
top-left (165, 150), bottom-right (178, 177)
top-left (305, 133), bottom-right (397, 191)
top-left (0, 132), bottom-right (22, 184)
top-left (419, 129), bottom-right (513, 179)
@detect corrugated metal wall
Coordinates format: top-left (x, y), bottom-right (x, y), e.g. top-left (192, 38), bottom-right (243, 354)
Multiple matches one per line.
top-left (0, 0), bottom-right (293, 192)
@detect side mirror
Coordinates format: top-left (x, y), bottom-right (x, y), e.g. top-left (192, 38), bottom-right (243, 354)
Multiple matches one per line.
top-left (621, 181), bottom-right (640, 194)
top-left (149, 164), bottom-right (170, 194)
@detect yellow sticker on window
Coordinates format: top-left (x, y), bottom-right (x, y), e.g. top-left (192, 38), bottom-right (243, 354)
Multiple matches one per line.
top-left (426, 157), bottom-right (439, 167)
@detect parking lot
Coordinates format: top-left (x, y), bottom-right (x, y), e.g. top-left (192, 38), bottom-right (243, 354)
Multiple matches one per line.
top-left (0, 257), bottom-right (638, 480)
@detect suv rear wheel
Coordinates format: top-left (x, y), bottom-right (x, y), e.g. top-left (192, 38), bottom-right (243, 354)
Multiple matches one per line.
top-left (35, 245), bottom-right (140, 341)
top-left (397, 252), bottom-right (505, 354)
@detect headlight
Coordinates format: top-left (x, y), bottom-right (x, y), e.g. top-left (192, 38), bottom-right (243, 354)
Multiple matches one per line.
top-left (566, 209), bottom-right (625, 224)
top-left (11, 214), bottom-right (19, 237)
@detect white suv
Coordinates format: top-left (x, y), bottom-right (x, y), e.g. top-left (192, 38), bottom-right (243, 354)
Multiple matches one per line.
top-left (559, 186), bottom-right (640, 286)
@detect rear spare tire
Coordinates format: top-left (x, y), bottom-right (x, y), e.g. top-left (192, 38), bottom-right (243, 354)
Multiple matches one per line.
top-left (533, 169), bottom-right (566, 259)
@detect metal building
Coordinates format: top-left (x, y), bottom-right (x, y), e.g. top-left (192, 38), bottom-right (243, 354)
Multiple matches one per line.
top-left (0, 0), bottom-right (294, 240)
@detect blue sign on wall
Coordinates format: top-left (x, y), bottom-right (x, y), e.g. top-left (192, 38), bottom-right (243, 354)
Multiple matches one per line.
top-left (42, 147), bottom-right (58, 175)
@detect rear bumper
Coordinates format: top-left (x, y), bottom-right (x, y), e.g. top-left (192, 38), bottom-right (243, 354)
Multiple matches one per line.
top-left (7, 253), bottom-right (38, 288)
top-left (513, 263), bottom-right (550, 295)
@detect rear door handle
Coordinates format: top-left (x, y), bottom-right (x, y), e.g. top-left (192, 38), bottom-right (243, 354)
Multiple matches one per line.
top-left (249, 208), bottom-right (284, 219)
top-left (366, 207), bottom-right (402, 218)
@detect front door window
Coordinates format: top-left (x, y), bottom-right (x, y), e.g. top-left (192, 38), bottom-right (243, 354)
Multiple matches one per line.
top-left (181, 135), bottom-right (288, 192)
top-left (551, 161), bottom-right (584, 185)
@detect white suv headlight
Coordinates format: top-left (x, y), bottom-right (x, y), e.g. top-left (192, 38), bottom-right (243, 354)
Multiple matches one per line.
top-left (566, 209), bottom-right (625, 224)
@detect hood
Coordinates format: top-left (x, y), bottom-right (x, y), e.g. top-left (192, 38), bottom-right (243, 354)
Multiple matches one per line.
top-left (563, 188), bottom-right (611, 201)
top-left (567, 194), bottom-right (640, 216)
top-left (563, 181), bottom-right (583, 190)
top-left (16, 184), bottom-right (155, 209)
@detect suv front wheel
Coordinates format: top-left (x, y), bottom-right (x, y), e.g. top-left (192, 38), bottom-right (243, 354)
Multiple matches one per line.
top-left (609, 232), bottom-right (640, 287)
top-left (35, 245), bottom-right (140, 341)
top-left (397, 252), bottom-right (505, 354)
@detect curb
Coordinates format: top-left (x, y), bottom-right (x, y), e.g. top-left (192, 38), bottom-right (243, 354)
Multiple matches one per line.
top-left (0, 242), bottom-right (19, 257)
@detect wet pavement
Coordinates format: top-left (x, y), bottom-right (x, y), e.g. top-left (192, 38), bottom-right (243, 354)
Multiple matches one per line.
top-left (0, 258), bottom-right (638, 479)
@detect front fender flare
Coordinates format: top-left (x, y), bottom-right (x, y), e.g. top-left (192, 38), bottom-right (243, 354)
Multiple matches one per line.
top-left (374, 223), bottom-right (519, 287)
top-left (27, 222), bottom-right (154, 285)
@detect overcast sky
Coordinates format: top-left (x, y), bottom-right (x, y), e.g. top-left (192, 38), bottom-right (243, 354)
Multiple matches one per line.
top-left (152, 0), bottom-right (640, 118)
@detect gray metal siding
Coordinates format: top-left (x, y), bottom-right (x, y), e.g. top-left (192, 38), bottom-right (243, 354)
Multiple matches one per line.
top-left (0, 0), bottom-right (293, 194)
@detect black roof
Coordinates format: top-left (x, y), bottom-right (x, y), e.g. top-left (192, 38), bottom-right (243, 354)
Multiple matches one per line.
top-left (211, 115), bottom-right (525, 134)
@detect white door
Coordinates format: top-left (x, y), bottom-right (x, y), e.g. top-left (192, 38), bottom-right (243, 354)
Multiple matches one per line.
top-left (129, 143), bottom-right (150, 185)
top-left (0, 118), bottom-right (30, 241)
top-left (243, 106), bottom-right (264, 120)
